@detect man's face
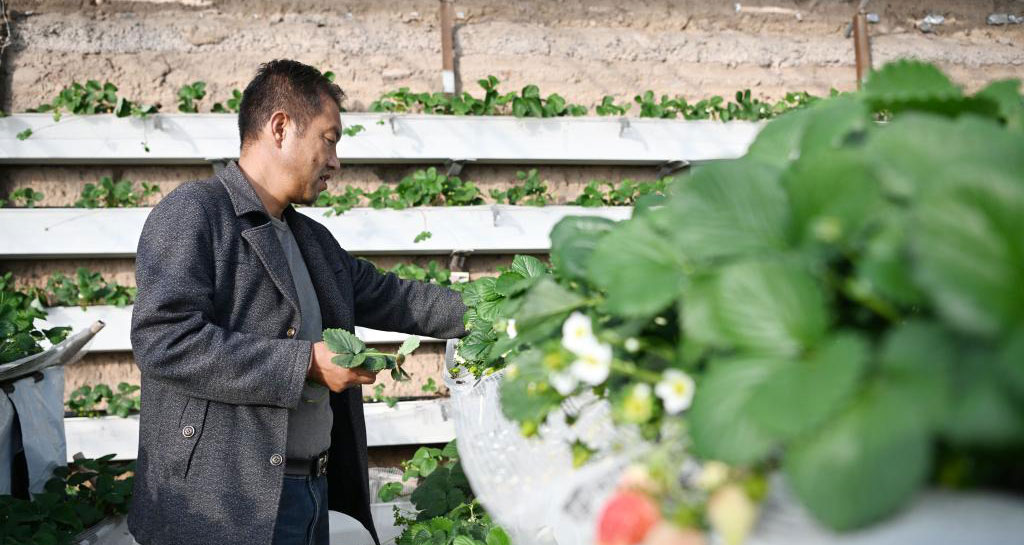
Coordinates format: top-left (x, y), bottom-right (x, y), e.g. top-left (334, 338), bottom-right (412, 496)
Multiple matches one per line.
top-left (279, 96), bottom-right (342, 206)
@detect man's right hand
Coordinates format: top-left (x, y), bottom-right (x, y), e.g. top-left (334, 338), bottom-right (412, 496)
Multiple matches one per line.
top-left (308, 341), bottom-right (378, 392)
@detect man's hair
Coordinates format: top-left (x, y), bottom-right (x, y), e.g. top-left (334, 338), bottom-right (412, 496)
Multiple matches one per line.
top-left (238, 59), bottom-right (344, 148)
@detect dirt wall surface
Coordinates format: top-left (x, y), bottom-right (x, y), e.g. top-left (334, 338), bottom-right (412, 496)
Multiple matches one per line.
top-left (3, 1), bottom-right (1022, 112)
top-left (2, 0), bottom-right (1022, 419)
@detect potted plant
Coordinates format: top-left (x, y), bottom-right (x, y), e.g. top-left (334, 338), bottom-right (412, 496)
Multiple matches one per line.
top-left (0, 455), bottom-right (135, 545)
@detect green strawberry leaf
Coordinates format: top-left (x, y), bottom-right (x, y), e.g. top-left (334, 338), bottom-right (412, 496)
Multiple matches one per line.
top-left (324, 328), bottom-right (365, 355)
top-left (398, 336), bottom-right (421, 356)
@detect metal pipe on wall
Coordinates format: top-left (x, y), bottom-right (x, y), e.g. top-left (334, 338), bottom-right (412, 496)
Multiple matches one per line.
top-left (853, 11), bottom-right (872, 87)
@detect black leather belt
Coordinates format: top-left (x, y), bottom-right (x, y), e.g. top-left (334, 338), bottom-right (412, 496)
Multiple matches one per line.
top-left (284, 449), bottom-right (329, 477)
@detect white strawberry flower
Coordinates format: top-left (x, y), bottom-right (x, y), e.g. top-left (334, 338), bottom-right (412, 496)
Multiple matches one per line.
top-left (570, 340), bottom-right (613, 386)
top-left (621, 383), bottom-right (655, 423)
top-left (655, 369), bottom-right (696, 415)
top-left (812, 216), bottom-right (843, 243)
top-left (624, 337), bottom-right (641, 353)
top-left (561, 311), bottom-right (597, 354)
top-left (618, 464), bottom-right (658, 494)
top-left (549, 370), bottom-right (578, 396)
top-left (708, 484), bottom-right (758, 545)
top-left (696, 460), bottom-right (730, 491)
top-left (507, 319), bottom-right (518, 339)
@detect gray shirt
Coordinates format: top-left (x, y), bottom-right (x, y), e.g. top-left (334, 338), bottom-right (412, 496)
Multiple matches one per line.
top-left (269, 213), bottom-right (333, 463)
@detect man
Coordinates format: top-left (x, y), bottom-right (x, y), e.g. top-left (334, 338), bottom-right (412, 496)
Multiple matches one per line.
top-left (129, 59), bottom-right (467, 545)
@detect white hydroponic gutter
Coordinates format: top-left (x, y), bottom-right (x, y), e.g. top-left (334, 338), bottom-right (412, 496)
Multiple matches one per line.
top-left (36, 305), bottom-right (438, 352)
top-left (0, 113), bottom-right (760, 165)
top-left (0, 205), bottom-right (633, 258)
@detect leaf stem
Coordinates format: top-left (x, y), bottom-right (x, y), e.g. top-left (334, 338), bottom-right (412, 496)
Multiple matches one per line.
top-left (364, 351), bottom-right (399, 358)
top-left (834, 247), bottom-right (900, 323)
top-left (610, 359), bottom-right (662, 383)
top-left (842, 282), bottom-right (900, 323)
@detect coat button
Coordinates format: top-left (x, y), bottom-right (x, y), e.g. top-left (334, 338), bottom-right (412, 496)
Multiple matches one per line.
top-left (286, 327), bottom-right (297, 338)
top-left (182, 425), bottom-right (195, 438)
top-left (270, 454), bottom-right (284, 466)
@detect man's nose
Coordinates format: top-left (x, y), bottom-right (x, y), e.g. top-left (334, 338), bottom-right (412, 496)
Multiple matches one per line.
top-left (327, 153), bottom-right (341, 171)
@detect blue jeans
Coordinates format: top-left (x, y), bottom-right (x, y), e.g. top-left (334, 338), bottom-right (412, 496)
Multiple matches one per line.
top-left (272, 474), bottom-right (329, 545)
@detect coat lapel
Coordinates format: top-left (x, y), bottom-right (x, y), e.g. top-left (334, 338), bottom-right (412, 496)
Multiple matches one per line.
top-left (217, 161), bottom-right (301, 315)
top-left (241, 224), bottom-right (301, 315)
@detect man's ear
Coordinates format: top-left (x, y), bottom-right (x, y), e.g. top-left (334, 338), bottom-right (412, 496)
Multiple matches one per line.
top-left (268, 110), bottom-right (290, 148)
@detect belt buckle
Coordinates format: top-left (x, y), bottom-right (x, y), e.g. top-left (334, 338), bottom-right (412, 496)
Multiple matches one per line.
top-left (315, 452), bottom-right (328, 477)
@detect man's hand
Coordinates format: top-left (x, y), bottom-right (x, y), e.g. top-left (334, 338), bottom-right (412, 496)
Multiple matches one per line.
top-left (308, 341), bottom-right (378, 392)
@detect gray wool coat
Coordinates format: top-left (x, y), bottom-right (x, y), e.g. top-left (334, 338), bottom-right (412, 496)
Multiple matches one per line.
top-left (128, 161), bottom-right (467, 545)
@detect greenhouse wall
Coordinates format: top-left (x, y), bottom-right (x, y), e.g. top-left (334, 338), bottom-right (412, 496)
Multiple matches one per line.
top-left (3, 0), bottom-right (1020, 112)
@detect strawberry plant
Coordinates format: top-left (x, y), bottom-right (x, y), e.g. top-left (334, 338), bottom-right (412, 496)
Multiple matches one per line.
top-left (44, 268), bottom-right (136, 309)
top-left (342, 124), bottom-right (365, 137)
top-left (66, 383), bottom-right (109, 417)
top-left (632, 88), bottom-right (826, 121)
top-left (8, 187), bottom-right (43, 208)
top-left (315, 167), bottom-right (484, 216)
top-left (176, 81), bottom-right (207, 113)
top-left (364, 383), bottom-right (399, 407)
top-left (392, 168), bottom-right (448, 209)
top-left (571, 178), bottom-right (672, 207)
top-left (450, 255), bottom-right (550, 380)
top-left (458, 75), bottom-right (511, 116)
top-left (369, 260), bottom-right (453, 287)
top-left (211, 89), bottom-right (243, 113)
top-left (66, 382), bottom-right (141, 418)
top-left (371, 76), bottom-right (586, 118)
top-left (18, 80), bottom-right (157, 147)
top-left (315, 185), bottom-right (364, 216)
top-left (0, 455), bottom-right (134, 545)
top-left (595, 95), bottom-right (632, 116)
top-left (489, 169), bottom-right (551, 206)
top-left (571, 182), bottom-right (609, 207)
top-left (478, 60), bottom-right (1024, 538)
top-left (379, 441), bottom-right (510, 545)
top-left (440, 176), bottom-right (485, 206)
top-left (0, 273), bottom-right (69, 364)
top-left (105, 384), bottom-right (141, 417)
top-left (370, 78), bottom-right (511, 116)
top-left (608, 178), bottom-right (670, 206)
top-left (511, 85), bottom-right (587, 118)
top-left (362, 185), bottom-right (394, 209)
top-left (75, 177), bottom-right (161, 208)
top-left (370, 86), bottom-right (419, 113)
top-left (633, 90), bottom-right (682, 119)
top-left (324, 328), bottom-right (420, 382)
top-left (391, 168), bottom-right (484, 208)
top-left (27, 80), bottom-right (158, 122)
